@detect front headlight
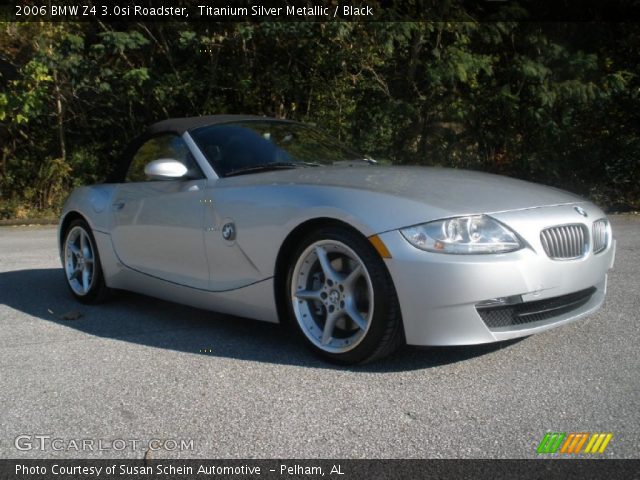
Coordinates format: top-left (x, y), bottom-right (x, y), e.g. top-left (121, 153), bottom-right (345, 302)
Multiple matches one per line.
top-left (400, 215), bottom-right (522, 254)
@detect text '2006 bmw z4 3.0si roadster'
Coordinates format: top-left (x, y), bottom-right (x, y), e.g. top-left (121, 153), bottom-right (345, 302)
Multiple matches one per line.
top-left (58, 115), bottom-right (616, 364)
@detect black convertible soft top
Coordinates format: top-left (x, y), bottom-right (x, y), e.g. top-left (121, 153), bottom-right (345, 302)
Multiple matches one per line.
top-left (145, 114), bottom-right (270, 136)
top-left (108, 114), bottom-right (284, 182)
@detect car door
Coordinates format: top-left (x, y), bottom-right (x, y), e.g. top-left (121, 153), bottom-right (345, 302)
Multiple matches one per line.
top-left (190, 124), bottom-right (273, 292)
top-left (109, 134), bottom-right (210, 289)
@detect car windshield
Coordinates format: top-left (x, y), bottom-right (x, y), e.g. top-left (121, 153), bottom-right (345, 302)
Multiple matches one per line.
top-left (189, 121), bottom-right (364, 177)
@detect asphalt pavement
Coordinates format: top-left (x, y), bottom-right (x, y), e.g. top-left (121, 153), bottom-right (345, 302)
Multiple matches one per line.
top-left (0, 216), bottom-right (638, 459)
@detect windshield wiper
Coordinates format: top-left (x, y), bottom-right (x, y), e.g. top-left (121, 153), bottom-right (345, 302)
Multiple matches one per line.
top-left (225, 162), bottom-right (316, 177)
top-left (332, 158), bottom-right (378, 166)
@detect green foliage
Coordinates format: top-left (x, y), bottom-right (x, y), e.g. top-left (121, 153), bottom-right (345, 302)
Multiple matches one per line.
top-left (0, 18), bottom-right (638, 216)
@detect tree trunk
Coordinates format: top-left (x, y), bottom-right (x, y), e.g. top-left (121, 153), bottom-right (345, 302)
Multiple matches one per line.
top-left (53, 69), bottom-right (66, 161)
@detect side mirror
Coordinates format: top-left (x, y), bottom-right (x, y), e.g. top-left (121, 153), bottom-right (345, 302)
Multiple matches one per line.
top-left (144, 159), bottom-right (188, 180)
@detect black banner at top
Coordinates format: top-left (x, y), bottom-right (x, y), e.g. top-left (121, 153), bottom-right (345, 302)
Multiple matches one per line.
top-left (2, 0), bottom-right (640, 23)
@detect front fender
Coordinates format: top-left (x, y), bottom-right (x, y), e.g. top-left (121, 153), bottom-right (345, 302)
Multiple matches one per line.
top-left (210, 183), bottom-right (437, 279)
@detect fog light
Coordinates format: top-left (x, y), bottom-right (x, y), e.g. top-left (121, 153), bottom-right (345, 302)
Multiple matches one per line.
top-left (476, 295), bottom-right (523, 308)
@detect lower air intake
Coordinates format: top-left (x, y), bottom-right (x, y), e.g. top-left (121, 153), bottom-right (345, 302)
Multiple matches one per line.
top-left (477, 287), bottom-right (597, 329)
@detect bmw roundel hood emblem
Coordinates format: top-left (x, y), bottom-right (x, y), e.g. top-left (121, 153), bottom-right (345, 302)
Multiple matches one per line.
top-left (574, 206), bottom-right (588, 217)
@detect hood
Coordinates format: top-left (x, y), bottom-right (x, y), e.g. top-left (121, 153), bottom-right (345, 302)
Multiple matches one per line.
top-left (219, 165), bottom-right (585, 215)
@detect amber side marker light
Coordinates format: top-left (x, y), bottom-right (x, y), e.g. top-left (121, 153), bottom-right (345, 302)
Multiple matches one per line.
top-left (369, 235), bottom-right (392, 259)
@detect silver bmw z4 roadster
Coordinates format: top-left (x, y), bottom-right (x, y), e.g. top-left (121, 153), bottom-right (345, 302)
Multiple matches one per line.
top-left (59, 115), bottom-right (616, 364)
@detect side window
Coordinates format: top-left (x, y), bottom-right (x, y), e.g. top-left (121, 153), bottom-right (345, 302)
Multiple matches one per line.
top-left (126, 134), bottom-right (202, 182)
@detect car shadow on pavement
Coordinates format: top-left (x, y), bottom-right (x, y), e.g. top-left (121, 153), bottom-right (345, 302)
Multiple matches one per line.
top-left (0, 268), bottom-right (524, 372)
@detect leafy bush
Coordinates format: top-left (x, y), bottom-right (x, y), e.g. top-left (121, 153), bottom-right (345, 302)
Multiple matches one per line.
top-left (0, 19), bottom-right (638, 217)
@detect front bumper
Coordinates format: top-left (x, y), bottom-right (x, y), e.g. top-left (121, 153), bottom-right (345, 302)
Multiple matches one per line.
top-left (378, 204), bottom-right (616, 346)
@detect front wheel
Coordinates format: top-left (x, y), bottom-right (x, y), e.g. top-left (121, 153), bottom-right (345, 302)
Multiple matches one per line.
top-left (286, 226), bottom-right (404, 364)
top-left (62, 219), bottom-right (111, 303)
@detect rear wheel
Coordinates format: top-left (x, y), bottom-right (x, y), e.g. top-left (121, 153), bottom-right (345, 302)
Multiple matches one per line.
top-left (63, 219), bottom-right (111, 303)
top-left (286, 226), bottom-right (404, 364)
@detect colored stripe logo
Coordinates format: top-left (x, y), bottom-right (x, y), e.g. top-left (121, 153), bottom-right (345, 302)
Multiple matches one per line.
top-left (537, 432), bottom-right (612, 454)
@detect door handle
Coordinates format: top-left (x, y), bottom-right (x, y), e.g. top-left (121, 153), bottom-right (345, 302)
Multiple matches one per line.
top-left (113, 201), bottom-right (126, 211)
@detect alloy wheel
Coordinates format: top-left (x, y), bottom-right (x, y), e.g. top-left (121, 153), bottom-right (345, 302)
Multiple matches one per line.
top-left (64, 226), bottom-right (96, 296)
top-left (290, 240), bottom-right (374, 353)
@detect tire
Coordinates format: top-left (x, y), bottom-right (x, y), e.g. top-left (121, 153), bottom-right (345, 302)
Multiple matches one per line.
top-left (285, 226), bottom-right (404, 364)
top-left (62, 218), bottom-right (111, 304)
